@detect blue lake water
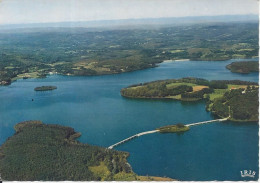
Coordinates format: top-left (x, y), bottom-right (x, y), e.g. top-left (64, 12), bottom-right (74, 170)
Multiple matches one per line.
top-left (0, 58), bottom-right (258, 181)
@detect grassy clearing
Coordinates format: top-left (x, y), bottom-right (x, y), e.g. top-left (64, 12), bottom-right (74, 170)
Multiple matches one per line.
top-left (47, 61), bottom-right (68, 67)
top-left (74, 61), bottom-right (110, 72)
top-left (227, 84), bottom-right (247, 89)
top-left (113, 172), bottom-right (175, 181)
top-left (167, 94), bottom-right (182, 99)
top-left (209, 85), bottom-right (251, 101)
top-left (137, 176), bottom-right (174, 181)
top-left (89, 162), bottom-right (111, 181)
top-left (238, 48), bottom-right (255, 52)
top-left (208, 89), bottom-right (227, 100)
top-left (113, 172), bottom-right (137, 181)
top-left (5, 66), bottom-right (16, 69)
top-left (166, 82), bottom-right (196, 89)
top-left (192, 85), bottom-right (209, 92)
top-left (170, 49), bottom-right (184, 53)
top-left (232, 54), bottom-right (246, 58)
top-left (93, 67), bottom-right (111, 72)
top-left (127, 86), bottom-right (143, 90)
top-left (12, 72), bottom-right (41, 81)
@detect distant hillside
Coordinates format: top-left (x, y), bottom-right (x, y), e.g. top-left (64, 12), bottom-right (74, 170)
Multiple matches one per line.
top-left (0, 21), bottom-right (258, 86)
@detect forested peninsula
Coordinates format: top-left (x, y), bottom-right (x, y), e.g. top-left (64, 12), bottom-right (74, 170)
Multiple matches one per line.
top-left (0, 121), bottom-right (173, 181)
top-left (226, 61), bottom-right (259, 74)
top-left (121, 78), bottom-right (259, 122)
top-left (0, 22), bottom-right (258, 86)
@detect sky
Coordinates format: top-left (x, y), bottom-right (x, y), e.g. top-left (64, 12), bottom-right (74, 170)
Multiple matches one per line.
top-left (0, 0), bottom-right (258, 25)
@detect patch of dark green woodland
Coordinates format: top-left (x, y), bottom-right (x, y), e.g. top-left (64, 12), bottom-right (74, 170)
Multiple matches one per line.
top-left (0, 121), bottom-right (132, 181)
top-left (209, 80), bottom-right (257, 89)
top-left (207, 86), bottom-right (259, 121)
top-left (181, 88), bottom-right (213, 99)
top-left (226, 61), bottom-right (259, 74)
top-left (0, 22), bottom-right (258, 85)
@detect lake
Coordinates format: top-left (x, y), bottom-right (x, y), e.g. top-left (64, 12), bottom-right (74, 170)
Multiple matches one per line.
top-left (0, 58), bottom-right (258, 181)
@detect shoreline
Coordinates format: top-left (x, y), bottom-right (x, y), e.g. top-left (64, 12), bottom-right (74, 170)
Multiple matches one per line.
top-left (1, 57), bottom-right (258, 87)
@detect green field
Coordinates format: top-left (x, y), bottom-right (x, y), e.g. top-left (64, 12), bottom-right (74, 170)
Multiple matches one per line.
top-left (166, 82), bottom-right (196, 89)
top-left (208, 89), bottom-right (227, 100)
top-left (207, 85), bottom-right (254, 100)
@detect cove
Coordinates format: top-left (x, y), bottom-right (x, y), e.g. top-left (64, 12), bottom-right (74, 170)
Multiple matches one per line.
top-left (0, 58), bottom-right (258, 181)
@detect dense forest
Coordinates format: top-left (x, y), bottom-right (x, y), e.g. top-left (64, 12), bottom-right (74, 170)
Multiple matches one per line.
top-left (0, 22), bottom-right (258, 85)
top-left (0, 121), bottom-right (171, 181)
top-left (121, 78), bottom-right (259, 122)
top-left (226, 61), bottom-right (259, 74)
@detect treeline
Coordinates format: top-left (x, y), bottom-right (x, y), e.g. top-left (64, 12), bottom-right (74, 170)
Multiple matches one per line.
top-left (0, 121), bottom-right (133, 181)
top-left (209, 80), bottom-right (258, 89)
top-left (208, 79), bottom-right (257, 89)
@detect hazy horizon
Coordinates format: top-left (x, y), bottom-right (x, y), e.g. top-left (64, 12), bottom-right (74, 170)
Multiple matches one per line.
top-left (0, 0), bottom-right (258, 25)
top-left (0, 14), bottom-right (258, 26)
